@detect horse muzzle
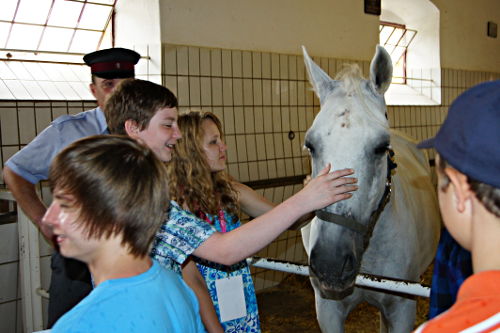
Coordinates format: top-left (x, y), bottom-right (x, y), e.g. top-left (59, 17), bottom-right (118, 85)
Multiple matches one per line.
top-left (309, 249), bottom-right (359, 300)
top-left (310, 274), bottom-right (356, 300)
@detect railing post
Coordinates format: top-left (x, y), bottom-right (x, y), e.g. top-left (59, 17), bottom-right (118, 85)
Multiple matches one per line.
top-left (18, 205), bottom-right (44, 332)
top-left (0, 190), bottom-right (44, 332)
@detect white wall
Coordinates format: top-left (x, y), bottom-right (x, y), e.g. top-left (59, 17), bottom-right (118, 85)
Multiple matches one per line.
top-left (117, 0), bottom-right (500, 72)
top-left (159, 0), bottom-right (380, 61)
top-left (432, 0), bottom-right (500, 72)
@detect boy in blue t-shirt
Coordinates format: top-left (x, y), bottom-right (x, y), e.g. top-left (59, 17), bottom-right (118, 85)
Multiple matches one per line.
top-left (43, 135), bottom-right (205, 333)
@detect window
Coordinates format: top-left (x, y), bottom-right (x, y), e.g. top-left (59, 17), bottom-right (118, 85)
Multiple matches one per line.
top-left (379, 21), bottom-right (417, 85)
top-left (0, 0), bottom-right (116, 100)
top-left (380, 0), bottom-right (441, 105)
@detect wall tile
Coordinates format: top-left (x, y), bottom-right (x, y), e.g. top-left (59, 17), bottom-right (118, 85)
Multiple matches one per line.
top-left (210, 49), bottom-right (222, 77)
top-left (1, 108), bottom-right (19, 145)
top-left (0, 262), bottom-right (18, 302)
top-left (221, 50), bottom-right (232, 77)
top-left (232, 50), bottom-right (242, 78)
top-left (176, 76), bottom-right (190, 106)
top-left (233, 107), bottom-right (245, 133)
top-left (223, 106), bottom-right (235, 135)
top-left (189, 76), bottom-right (201, 106)
top-left (261, 53), bottom-right (271, 79)
top-left (188, 47), bottom-right (200, 76)
top-left (244, 107), bottom-right (255, 133)
top-left (252, 52), bottom-right (262, 79)
top-left (232, 79), bottom-right (243, 106)
top-left (200, 77), bottom-right (212, 106)
top-left (243, 79), bottom-right (253, 106)
top-left (0, 223), bottom-right (18, 263)
top-left (176, 46), bottom-right (189, 76)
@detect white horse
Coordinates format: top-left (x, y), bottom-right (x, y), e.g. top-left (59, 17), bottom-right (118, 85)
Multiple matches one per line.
top-left (300, 45), bottom-right (440, 333)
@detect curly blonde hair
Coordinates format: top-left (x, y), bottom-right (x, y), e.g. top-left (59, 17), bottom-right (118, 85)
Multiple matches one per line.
top-left (168, 111), bottom-right (240, 218)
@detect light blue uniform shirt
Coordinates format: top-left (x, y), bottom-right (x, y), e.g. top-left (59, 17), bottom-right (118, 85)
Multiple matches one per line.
top-left (5, 107), bottom-right (108, 184)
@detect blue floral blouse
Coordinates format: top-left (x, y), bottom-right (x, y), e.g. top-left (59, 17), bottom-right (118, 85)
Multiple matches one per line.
top-left (193, 210), bottom-right (261, 333)
top-left (150, 200), bottom-right (217, 275)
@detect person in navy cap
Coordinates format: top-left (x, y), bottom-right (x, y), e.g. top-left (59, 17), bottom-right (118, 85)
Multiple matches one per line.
top-left (414, 80), bottom-right (500, 332)
top-left (2, 47), bottom-right (140, 328)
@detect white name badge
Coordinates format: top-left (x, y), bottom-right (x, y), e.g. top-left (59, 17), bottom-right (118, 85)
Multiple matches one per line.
top-left (215, 275), bottom-right (247, 322)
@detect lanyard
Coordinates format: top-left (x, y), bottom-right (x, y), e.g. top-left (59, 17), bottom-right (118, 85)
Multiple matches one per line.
top-left (198, 209), bottom-right (227, 233)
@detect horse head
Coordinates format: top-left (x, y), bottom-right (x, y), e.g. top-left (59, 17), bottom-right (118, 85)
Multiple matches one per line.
top-left (303, 45), bottom-right (393, 300)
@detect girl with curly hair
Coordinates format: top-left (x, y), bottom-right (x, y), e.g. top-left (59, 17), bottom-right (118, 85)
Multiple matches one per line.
top-left (167, 111), bottom-right (355, 332)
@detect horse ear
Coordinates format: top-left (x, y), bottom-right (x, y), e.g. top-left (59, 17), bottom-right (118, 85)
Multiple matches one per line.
top-left (370, 45), bottom-right (393, 95)
top-left (302, 46), bottom-right (335, 103)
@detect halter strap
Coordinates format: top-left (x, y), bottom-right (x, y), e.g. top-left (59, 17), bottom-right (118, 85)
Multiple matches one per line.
top-left (315, 210), bottom-right (367, 234)
top-left (314, 148), bottom-right (396, 240)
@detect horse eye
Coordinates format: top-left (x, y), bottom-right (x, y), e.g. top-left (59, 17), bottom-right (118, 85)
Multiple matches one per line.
top-left (374, 142), bottom-right (389, 155)
top-left (304, 141), bottom-right (315, 155)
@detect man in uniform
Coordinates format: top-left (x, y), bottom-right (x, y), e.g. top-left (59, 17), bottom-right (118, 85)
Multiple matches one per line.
top-left (2, 47), bottom-right (140, 328)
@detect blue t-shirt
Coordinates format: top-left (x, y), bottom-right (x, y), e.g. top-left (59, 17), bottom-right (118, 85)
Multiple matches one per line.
top-left (5, 107), bottom-right (108, 184)
top-left (51, 260), bottom-right (205, 333)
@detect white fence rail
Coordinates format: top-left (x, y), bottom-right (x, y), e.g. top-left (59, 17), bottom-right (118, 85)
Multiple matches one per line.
top-left (247, 256), bottom-right (431, 298)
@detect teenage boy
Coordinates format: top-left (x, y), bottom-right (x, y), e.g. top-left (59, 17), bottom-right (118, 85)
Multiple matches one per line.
top-left (2, 47), bottom-right (140, 327)
top-left (415, 80), bottom-right (500, 332)
top-left (44, 135), bottom-right (205, 332)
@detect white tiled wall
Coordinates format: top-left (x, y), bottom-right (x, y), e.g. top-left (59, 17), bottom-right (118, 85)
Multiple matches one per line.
top-left (0, 43), bottom-right (499, 330)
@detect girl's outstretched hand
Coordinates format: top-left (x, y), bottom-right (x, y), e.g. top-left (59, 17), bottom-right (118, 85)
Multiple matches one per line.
top-left (298, 164), bottom-right (357, 212)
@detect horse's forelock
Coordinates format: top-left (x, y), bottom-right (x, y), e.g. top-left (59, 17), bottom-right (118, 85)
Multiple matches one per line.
top-left (331, 64), bottom-right (388, 130)
top-left (334, 64), bottom-right (364, 94)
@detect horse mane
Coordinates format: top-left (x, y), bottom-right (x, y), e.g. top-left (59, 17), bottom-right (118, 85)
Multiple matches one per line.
top-left (335, 64), bottom-right (388, 129)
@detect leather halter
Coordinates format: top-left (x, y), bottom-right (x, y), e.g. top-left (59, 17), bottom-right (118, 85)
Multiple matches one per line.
top-left (314, 148), bottom-right (396, 245)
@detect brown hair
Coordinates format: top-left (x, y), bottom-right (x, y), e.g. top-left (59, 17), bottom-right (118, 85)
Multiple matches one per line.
top-left (168, 111), bottom-right (239, 217)
top-left (105, 78), bottom-right (178, 135)
top-left (49, 135), bottom-right (169, 257)
top-left (437, 154), bottom-right (500, 218)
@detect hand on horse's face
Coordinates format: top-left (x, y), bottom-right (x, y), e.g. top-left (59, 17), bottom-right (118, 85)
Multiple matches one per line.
top-left (301, 164), bottom-right (357, 211)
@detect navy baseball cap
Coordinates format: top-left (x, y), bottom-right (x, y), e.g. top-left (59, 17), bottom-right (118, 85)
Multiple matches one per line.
top-left (83, 47), bottom-right (140, 79)
top-left (418, 80), bottom-right (500, 188)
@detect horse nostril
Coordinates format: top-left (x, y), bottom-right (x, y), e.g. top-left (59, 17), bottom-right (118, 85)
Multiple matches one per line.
top-left (341, 255), bottom-right (355, 275)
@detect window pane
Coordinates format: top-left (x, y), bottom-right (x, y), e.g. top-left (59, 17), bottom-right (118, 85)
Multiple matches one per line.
top-left (401, 30), bottom-right (417, 47)
top-left (38, 81), bottom-right (64, 100)
top-left (23, 62), bottom-right (50, 80)
top-left (0, 22), bottom-right (12, 47)
top-left (39, 27), bottom-right (74, 52)
top-left (69, 81), bottom-right (92, 99)
top-left (0, 62), bottom-right (16, 79)
top-left (57, 64), bottom-right (80, 81)
top-left (15, 0), bottom-right (52, 25)
top-left (4, 80), bottom-right (31, 99)
top-left (47, 0), bottom-right (84, 28)
top-left (54, 81), bottom-right (80, 100)
top-left (88, 0), bottom-right (115, 4)
top-left (6, 62), bottom-right (33, 80)
top-left (68, 30), bottom-right (101, 53)
top-left (69, 65), bottom-right (91, 82)
top-left (78, 4), bottom-right (111, 30)
top-left (0, 80), bottom-right (15, 99)
top-left (0, 0), bottom-right (18, 21)
top-left (379, 26), bottom-right (394, 45)
top-left (391, 46), bottom-right (406, 65)
top-left (387, 28), bottom-right (404, 46)
top-left (42, 63), bottom-right (66, 81)
top-left (22, 80), bottom-right (48, 99)
top-left (7, 24), bottom-right (43, 50)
